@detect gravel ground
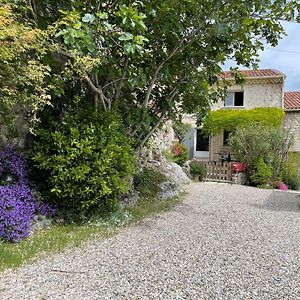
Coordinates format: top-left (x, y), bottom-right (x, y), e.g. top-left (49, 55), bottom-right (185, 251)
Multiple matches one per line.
top-left (0, 182), bottom-right (300, 300)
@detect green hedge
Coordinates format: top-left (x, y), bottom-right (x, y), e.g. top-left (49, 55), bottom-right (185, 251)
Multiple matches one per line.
top-left (203, 107), bottom-right (285, 135)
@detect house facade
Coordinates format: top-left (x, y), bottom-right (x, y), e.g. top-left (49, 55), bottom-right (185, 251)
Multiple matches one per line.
top-left (182, 69), bottom-right (300, 161)
top-left (283, 91), bottom-right (300, 152)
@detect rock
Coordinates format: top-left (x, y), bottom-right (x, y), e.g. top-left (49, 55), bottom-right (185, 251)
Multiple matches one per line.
top-left (152, 147), bottom-right (163, 161)
top-left (159, 181), bottom-right (179, 199)
top-left (150, 161), bottom-right (192, 200)
top-left (121, 190), bottom-right (140, 207)
top-left (32, 215), bottom-right (52, 231)
top-left (181, 161), bottom-right (192, 178)
top-left (160, 161), bottom-right (192, 186)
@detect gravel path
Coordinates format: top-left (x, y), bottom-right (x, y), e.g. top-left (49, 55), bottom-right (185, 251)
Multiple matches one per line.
top-left (0, 182), bottom-right (300, 299)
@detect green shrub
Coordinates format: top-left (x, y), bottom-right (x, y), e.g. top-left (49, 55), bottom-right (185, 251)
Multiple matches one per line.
top-left (281, 154), bottom-right (300, 190)
top-left (134, 168), bottom-right (166, 199)
top-left (33, 111), bottom-right (136, 212)
top-left (250, 158), bottom-right (272, 186)
top-left (169, 142), bottom-right (189, 165)
top-left (189, 160), bottom-right (207, 181)
top-left (229, 124), bottom-right (294, 181)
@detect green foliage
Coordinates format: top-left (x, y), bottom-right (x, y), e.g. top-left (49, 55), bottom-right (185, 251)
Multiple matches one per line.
top-left (281, 153), bottom-right (300, 190)
top-left (134, 168), bottom-right (166, 199)
top-left (13, 0), bottom-right (298, 148)
top-left (0, 3), bottom-right (51, 133)
top-left (169, 142), bottom-right (189, 166)
top-left (33, 112), bottom-right (136, 211)
top-left (229, 124), bottom-right (294, 181)
top-left (250, 158), bottom-right (272, 186)
top-left (189, 160), bottom-right (207, 181)
top-left (203, 108), bottom-right (285, 135)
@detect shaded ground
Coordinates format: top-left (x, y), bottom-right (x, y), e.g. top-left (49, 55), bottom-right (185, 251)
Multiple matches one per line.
top-left (0, 183), bottom-right (299, 299)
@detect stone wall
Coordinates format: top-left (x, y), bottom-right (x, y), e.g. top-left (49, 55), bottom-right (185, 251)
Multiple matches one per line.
top-left (284, 111), bottom-right (300, 151)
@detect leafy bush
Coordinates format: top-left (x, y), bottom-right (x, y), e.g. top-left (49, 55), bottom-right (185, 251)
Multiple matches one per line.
top-left (229, 124), bottom-right (294, 181)
top-left (281, 154), bottom-right (300, 190)
top-left (33, 112), bottom-right (136, 211)
top-left (169, 142), bottom-right (189, 166)
top-left (250, 158), bottom-right (272, 186)
top-left (189, 160), bottom-right (207, 181)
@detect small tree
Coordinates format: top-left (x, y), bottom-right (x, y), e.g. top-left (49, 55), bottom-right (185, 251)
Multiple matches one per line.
top-left (229, 124), bottom-right (294, 181)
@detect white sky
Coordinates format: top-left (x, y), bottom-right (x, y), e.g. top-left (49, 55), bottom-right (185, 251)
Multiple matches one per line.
top-left (223, 21), bottom-right (300, 92)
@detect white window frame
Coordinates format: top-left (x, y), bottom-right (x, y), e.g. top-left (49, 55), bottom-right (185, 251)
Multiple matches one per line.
top-left (224, 91), bottom-right (244, 107)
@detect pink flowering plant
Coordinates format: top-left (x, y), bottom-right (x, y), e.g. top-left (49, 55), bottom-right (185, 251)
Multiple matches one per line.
top-left (0, 147), bottom-right (56, 242)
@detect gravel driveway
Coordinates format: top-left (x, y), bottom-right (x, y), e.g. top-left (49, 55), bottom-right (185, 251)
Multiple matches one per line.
top-left (0, 182), bottom-right (300, 299)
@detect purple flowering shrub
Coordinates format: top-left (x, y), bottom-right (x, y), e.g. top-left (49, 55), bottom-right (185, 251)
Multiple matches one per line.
top-left (0, 184), bottom-right (35, 242)
top-left (0, 147), bottom-right (28, 183)
top-left (0, 148), bottom-right (56, 242)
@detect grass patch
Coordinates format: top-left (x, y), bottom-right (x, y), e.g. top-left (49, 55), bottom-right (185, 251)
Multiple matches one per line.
top-left (0, 168), bottom-right (181, 273)
top-left (127, 195), bottom-right (181, 222)
top-left (0, 224), bottom-right (114, 272)
top-left (134, 167), bottom-right (166, 199)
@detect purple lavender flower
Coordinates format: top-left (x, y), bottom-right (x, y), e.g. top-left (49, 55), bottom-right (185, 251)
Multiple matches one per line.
top-left (0, 146), bottom-right (28, 183)
top-left (0, 147), bottom-right (57, 242)
top-left (0, 184), bottom-right (35, 242)
top-left (35, 201), bottom-right (57, 217)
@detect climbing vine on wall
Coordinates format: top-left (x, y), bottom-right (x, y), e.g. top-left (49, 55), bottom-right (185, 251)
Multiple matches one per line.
top-left (202, 107), bottom-right (285, 135)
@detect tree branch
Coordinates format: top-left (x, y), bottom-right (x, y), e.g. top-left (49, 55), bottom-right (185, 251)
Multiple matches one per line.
top-left (108, 0), bottom-right (119, 12)
top-left (102, 78), bottom-right (125, 90)
top-left (28, 0), bottom-right (38, 22)
top-left (84, 72), bottom-right (107, 111)
top-left (143, 41), bottom-right (184, 107)
top-left (139, 112), bottom-right (168, 148)
top-left (114, 59), bottom-right (129, 104)
top-left (95, 1), bottom-right (102, 13)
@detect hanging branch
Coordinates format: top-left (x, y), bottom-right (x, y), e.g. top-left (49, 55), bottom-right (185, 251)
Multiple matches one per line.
top-left (84, 72), bottom-right (108, 111)
top-left (143, 42), bottom-right (183, 107)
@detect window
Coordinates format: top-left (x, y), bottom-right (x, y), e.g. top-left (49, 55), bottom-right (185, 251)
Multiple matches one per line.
top-left (224, 91), bottom-right (244, 107)
top-left (223, 130), bottom-right (231, 146)
top-left (196, 129), bottom-right (209, 151)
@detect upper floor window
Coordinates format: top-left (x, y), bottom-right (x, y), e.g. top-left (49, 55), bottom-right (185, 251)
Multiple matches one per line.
top-left (225, 91), bottom-right (244, 107)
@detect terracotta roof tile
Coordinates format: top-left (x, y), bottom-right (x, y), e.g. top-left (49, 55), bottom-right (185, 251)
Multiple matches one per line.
top-left (284, 92), bottom-right (300, 110)
top-left (221, 69), bottom-right (285, 79)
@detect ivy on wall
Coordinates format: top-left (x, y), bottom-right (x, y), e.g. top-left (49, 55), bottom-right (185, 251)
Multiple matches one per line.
top-left (202, 107), bottom-right (285, 135)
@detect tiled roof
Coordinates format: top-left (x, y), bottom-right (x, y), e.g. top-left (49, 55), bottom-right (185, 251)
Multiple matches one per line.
top-left (221, 69), bottom-right (285, 79)
top-left (284, 92), bottom-right (300, 110)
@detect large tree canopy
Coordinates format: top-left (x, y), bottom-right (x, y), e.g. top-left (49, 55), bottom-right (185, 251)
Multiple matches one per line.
top-left (6, 0), bottom-right (300, 146)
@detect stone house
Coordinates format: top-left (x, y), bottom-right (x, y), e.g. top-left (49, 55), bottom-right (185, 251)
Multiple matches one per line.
top-left (182, 69), bottom-right (300, 161)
